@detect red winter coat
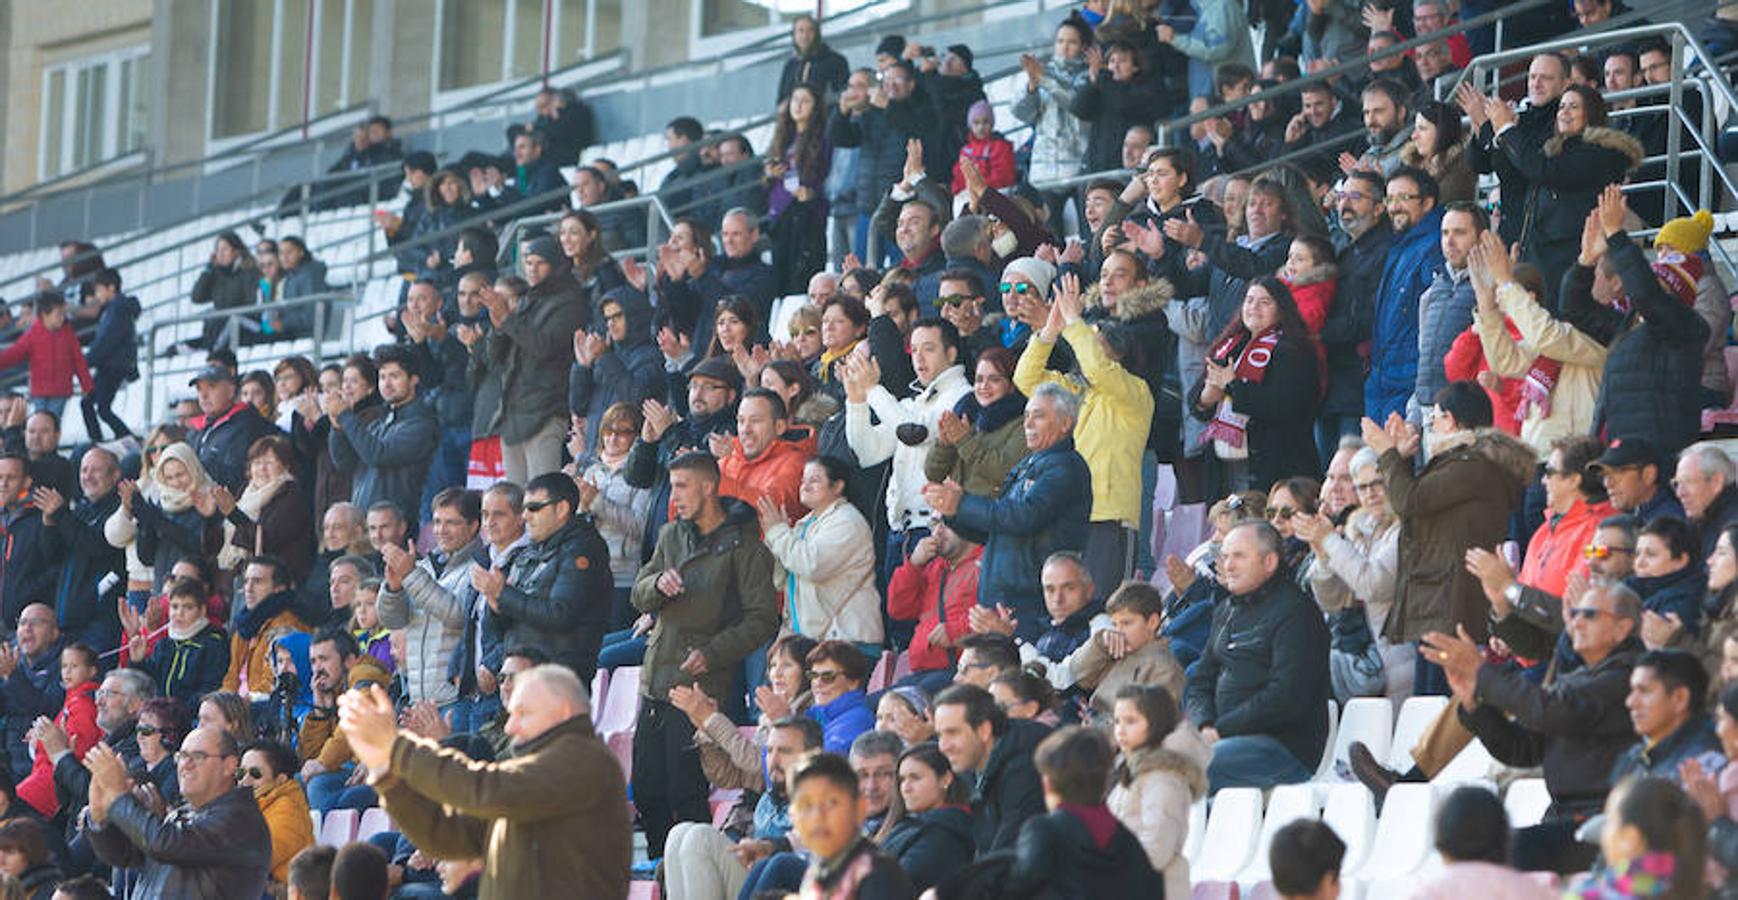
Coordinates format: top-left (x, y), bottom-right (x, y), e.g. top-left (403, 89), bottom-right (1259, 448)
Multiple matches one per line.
top-left (1444, 325), bottom-right (1524, 436)
top-left (887, 545), bottom-right (983, 673)
top-left (0, 320), bottom-right (92, 399)
top-left (951, 134), bottom-right (1017, 195)
top-left (17, 680), bottom-right (100, 816)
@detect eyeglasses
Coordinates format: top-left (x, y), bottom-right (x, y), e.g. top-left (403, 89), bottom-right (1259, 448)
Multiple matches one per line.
top-left (938, 294), bottom-right (977, 308)
top-left (1000, 282), bottom-right (1034, 295)
top-left (810, 670), bottom-right (846, 685)
top-left (1385, 193), bottom-right (1422, 205)
top-left (175, 750), bottom-right (223, 765)
top-left (523, 499), bottom-right (557, 513)
top-left (603, 311), bottom-right (626, 322)
top-left (1267, 507), bottom-right (1296, 521)
top-left (1353, 480), bottom-right (1384, 492)
top-left (1567, 606), bottom-right (1612, 621)
top-left (1338, 190), bottom-right (1376, 204)
top-left (136, 725), bottom-right (160, 738)
top-left (1584, 544), bottom-right (1634, 560)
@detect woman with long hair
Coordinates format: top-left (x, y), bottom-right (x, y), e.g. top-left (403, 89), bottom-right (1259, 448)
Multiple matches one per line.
top-left (767, 83), bottom-right (832, 295)
top-left (705, 295), bottom-right (761, 361)
top-left (875, 742), bottom-right (975, 892)
top-left (190, 231), bottom-right (258, 350)
top-left (1188, 277), bottom-right (1321, 494)
top-left (413, 169), bottom-right (476, 281)
top-left (1402, 100), bottom-right (1474, 203)
top-left (558, 209), bottom-right (625, 301)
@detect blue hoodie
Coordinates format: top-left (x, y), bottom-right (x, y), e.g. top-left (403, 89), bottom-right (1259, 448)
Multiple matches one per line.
top-left (87, 293), bottom-right (140, 378)
top-left (808, 689), bottom-right (875, 755)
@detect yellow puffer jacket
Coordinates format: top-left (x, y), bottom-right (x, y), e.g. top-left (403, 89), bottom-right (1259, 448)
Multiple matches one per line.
top-left (256, 778), bottom-right (315, 885)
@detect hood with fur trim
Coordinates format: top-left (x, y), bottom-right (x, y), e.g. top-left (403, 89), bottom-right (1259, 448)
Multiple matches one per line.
top-left (1543, 126), bottom-right (1646, 169)
top-left (1469, 427), bottom-right (1541, 489)
top-left (1285, 262), bottom-right (1339, 287)
top-left (1085, 278), bottom-right (1173, 323)
top-left (1399, 139), bottom-right (1467, 177)
top-left (1116, 723), bottom-right (1209, 799)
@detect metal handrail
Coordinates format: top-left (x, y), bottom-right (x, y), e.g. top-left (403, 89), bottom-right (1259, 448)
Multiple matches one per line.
top-left (142, 290), bottom-right (356, 414)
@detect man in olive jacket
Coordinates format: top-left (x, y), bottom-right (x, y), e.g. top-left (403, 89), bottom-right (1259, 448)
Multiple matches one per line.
top-left (630, 451), bottom-right (779, 859)
top-left (340, 665), bottom-right (630, 900)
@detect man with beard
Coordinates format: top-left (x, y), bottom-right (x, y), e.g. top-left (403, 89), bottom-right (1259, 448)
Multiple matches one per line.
top-left (1365, 168), bottom-right (1446, 421)
top-left (1345, 80), bottom-right (1410, 177)
top-left (1319, 171), bottom-right (1394, 458)
top-left (1412, 202), bottom-right (1488, 420)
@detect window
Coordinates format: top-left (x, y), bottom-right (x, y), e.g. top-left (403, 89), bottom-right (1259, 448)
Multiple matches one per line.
top-left (209, 0), bottom-right (375, 141)
top-left (435, 0), bottom-right (622, 98)
top-left (38, 47), bottom-right (149, 180)
top-left (693, 0), bottom-right (900, 54)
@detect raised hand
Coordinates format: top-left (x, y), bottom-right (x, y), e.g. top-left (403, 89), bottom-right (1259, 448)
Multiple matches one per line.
top-left (1125, 221), bottom-right (1165, 259)
top-left (620, 256), bottom-right (648, 292)
top-left (1579, 208), bottom-right (1609, 266)
top-left (1455, 82), bottom-right (1489, 129)
top-left (707, 430), bottom-right (735, 460)
top-left (1597, 184), bottom-right (1628, 238)
top-left (338, 684), bottom-right (399, 772)
top-left (934, 410), bottom-right (971, 446)
top-left (921, 479), bottom-right (964, 517)
top-left (1019, 53), bottom-right (1044, 89)
top-left (903, 138), bottom-right (926, 185)
top-left (1484, 95), bottom-right (1517, 131)
top-left (1162, 209), bottom-right (1204, 249)
top-left (1085, 45), bottom-right (1104, 79)
top-left (381, 540), bottom-right (416, 589)
top-left (29, 487), bottom-right (64, 522)
top-left (211, 485), bottom-right (237, 516)
top-left (1164, 554), bottom-right (1196, 594)
top-left (641, 399), bottom-right (680, 442)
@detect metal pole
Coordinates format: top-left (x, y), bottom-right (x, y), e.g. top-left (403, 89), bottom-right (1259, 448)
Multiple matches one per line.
top-left (1666, 32), bottom-right (1685, 222)
top-left (1700, 76), bottom-right (1715, 211)
top-left (302, 0), bottom-right (316, 140)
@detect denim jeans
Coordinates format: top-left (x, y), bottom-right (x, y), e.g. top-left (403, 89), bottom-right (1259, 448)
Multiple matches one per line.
top-left (31, 396), bottom-right (67, 419)
top-left (444, 694), bottom-right (501, 736)
top-left (1206, 734), bottom-right (1313, 793)
top-left (305, 766), bottom-right (379, 813)
top-left (599, 629), bottom-right (648, 670)
top-left (738, 851), bottom-right (809, 900)
top-left (417, 426), bottom-right (472, 524)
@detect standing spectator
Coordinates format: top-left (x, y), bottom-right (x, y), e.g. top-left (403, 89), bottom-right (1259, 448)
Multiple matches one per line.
top-left (629, 452), bottom-right (778, 859)
top-left (36, 447), bottom-right (124, 651)
top-left (526, 87), bottom-right (591, 167)
top-left (0, 293), bottom-right (89, 421)
top-left (1364, 382), bottom-right (1534, 694)
top-left (576, 403), bottom-right (653, 631)
top-left (765, 85), bottom-right (833, 298)
top-left (1156, 0), bottom-right (1255, 101)
top-left (932, 683), bottom-right (1049, 853)
top-left (1184, 521), bottom-right (1332, 791)
top-left (1013, 20), bottom-right (1091, 223)
top-left (0, 454), bottom-right (55, 632)
top-left (81, 730), bottom-right (272, 897)
top-left (570, 286), bottom-right (666, 460)
top-left (479, 236), bottom-right (589, 483)
top-left (377, 487), bottom-right (484, 708)
top-left (12, 412), bottom-right (72, 500)
top-left (556, 212), bottom-right (623, 301)
top-left (112, 443), bottom-right (219, 593)
top-left (189, 232), bottom-right (259, 350)
top-left (0, 605), bottom-right (66, 786)
top-left (950, 101), bottom-right (1015, 198)
top-left (212, 435), bottom-right (313, 582)
top-left (15, 642), bottom-right (98, 817)
top-left (1364, 168), bottom-right (1446, 421)
top-left (827, 61), bottom-right (944, 263)
top-left (713, 389), bottom-right (811, 525)
top-left (1460, 54), bottom-right (1568, 248)
top-left (924, 348), bottom-right (1028, 500)
top-left (398, 280), bottom-right (474, 517)
top-left (776, 15), bottom-right (849, 102)
top-left (1070, 41), bottom-right (1167, 175)
top-left (80, 269), bottom-right (138, 441)
top-left (1412, 202), bottom-right (1487, 417)
top-left (759, 457), bottom-right (882, 653)
top-left (186, 364), bottom-right (278, 494)
top-left (325, 344), bottom-right (437, 523)
top-left (924, 383), bottom-right (1093, 642)
top-left (1570, 189), bottom-right (1710, 458)
top-left (622, 356), bottom-right (740, 551)
top-left (1318, 170), bottom-right (1395, 460)
top-left (1399, 101), bottom-right (1474, 204)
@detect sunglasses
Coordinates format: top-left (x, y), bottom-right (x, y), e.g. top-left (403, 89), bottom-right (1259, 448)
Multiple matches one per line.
top-left (241, 766), bottom-right (267, 781)
top-left (1584, 544), bottom-right (1633, 560)
top-left (1267, 507), bottom-right (1296, 521)
top-left (810, 670), bottom-right (846, 685)
top-left (136, 724), bottom-right (161, 738)
top-left (523, 499), bottom-right (557, 513)
top-left (1000, 282), bottom-right (1034, 295)
top-left (1567, 606), bottom-right (1612, 621)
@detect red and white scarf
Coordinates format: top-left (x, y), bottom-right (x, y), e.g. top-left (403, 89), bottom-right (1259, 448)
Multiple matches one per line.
top-left (1201, 326), bottom-right (1281, 450)
top-left (1515, 314), bottom-right (1563, 424)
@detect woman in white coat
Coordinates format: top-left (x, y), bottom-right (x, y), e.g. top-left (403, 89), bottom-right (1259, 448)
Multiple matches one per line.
top-left (1107, 683), bottom-right (1209, 900)
top-left (757, 456), bottom-right (885, 657)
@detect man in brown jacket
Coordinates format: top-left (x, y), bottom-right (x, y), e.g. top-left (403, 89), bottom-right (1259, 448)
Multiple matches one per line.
top-left (338, 664), bottom-right (630, 900)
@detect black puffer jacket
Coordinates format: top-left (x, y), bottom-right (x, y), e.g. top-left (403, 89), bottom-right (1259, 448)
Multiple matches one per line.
top-left (827, 90), bottom-right (946, 216)
top-left (1565, 237), bottom-right (1710, 457)
top-left (1499, 125), bottom-right (1645, 303)
top-left (1468, 99), bottom-right (1560, 247)
top-left (1459, 636), bottom-right (1643, 817)
top-left (880, 805), bottom-right (975, 891)
top-left (1320, 220), bottom-right (1396, 416)
top-left (1070, 73), bottom-right (1167, 173)
top-left (86, 786), bottom-right (272, 899)
top-left (969, 718), bottom-right (1052, 854)
top-left (1001, 807), bottom-right (1165, 900)
top-left (489, 516), bottom-right (613, 686)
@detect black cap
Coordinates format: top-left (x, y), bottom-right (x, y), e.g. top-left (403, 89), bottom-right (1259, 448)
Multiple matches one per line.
top-left (1592, 438), bottom-right (1663, 472)
top-left (946, 44), bottom-right (974, 70)
top-left (187, 364), bottom-right (234, 387)
top-left (689, 356), bottom-right (744, 393)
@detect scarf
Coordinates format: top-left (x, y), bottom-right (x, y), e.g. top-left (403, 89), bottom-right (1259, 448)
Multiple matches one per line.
top-left (1201, 326), bottom-right (1281, 451)
top-left (818, 340), bottom-right (859, 384)
top-left (235, 590), bottom-right (293, 641)
top-left (218, 473), bottom-right (292, 570)
top-left (152, 443), bottom-right (210, 513)
top-left (953, 389), bottom-right (1027, 434)
top-left (1514, 315), bottom-right (1563, 424)
top-left (1568, 852), bottom-right (1679, 898)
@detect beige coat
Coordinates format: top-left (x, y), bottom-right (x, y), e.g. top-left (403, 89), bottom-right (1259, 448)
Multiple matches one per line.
top-left (1068, 633), bottom-right (1186, 721)
top-left (1106, 725), bottom-right (1209, 900)
top-left (1474, 280), bottom-right (1606, 459)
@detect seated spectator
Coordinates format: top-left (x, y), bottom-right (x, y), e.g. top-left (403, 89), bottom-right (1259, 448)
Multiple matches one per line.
top-left (875, 741), bottom-right (973, 891)
top-left (801, 641), bottom-right (875, 755)
top-left (1269, 819), bottom-right (1346, 900)
top-left (1414, 785), bottom-right (1556, 899)
top-left (298, 629), bottom-right (391, 811)
top-left (971, 551), bottom-right (1110, 702)
top-left (0, 819), bottom-right (61, 899)
top-left (1283, 82), bottom-right (1360, 155)
top-left (932, 684), bottom-right (1049, 853)
top-left (887, 522), bottom-right (982, 695)
top-left (1675, 443), bottom-right (1738, 561)
top-left (989, 668), bottom-right (1060, 726)
top-left (1632, 518), bottom-right (1707, 646)
top-left (286, 845), bottom-right (335, 900)
top-left (759, 457), bottom-right (882, 650)
top-left (876, 688), bottom-right (936, 748)
top-left (1611, 650), bottom-right (1720, 785)
top-left (1069, 581), bottom-right (1185, 720)
top-left (909, 217), bottom-right (1000, 317)
top-left (329, 840), bottom-right (390, 900)
top-left (125, 576), bottom-right (229, 701)
top-left (238, 739), bottom-right (314, 888)
top-left (788, 752), bottom-right (917, 898)
top-left (222, 556), bottom-right (311, 698)
top-left (1107, 684), bottom-right (1208, 898)
top-left (1595, 438), bottom-right (1686, 523)
top-left (377, 487), bottom-right (484, 707)
top-left (133, 696), bottom-right (188, 805)
top-left (1183, 521), bottom-right (1331, 791)
top-left (188, 233), bottom-right (260, 351)
top-left (1568, 776), bottom-right (1708, 897)
top-left (509, 129), bottom-right (564, 202)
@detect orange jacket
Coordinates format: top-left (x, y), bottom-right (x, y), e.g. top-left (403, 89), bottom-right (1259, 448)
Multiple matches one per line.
top-left (717, 436), bottom-right (812, 526)
top-left (1521, 497), bottom-right (1614, 599)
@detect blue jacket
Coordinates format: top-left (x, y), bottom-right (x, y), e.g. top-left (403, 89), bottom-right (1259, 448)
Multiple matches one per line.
top-left (87, 293), bottom-right (139, 378)
top-left (1611, 715), bottom-right (1722, 785)
top-left (808, 689), bottom-right (875, 755)
top-left (1413, 264), bottom-right (1477, 414)
top-left (949, 438), bottom-right (1093, 643)
top-left (568, 286), bottom-right (667, 459)
top-left (1366, 207), bottom-right (1445, 420)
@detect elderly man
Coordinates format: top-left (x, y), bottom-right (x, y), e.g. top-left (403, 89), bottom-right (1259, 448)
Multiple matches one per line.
top-left (1428, 579), bottom-right (1645, 873)
top-left (379, 487), bottom-right (485, 708)
top-left (1184, 522), bottom-right (1331, 791)
top-left (326, 343), bottom-right (438, 522)
top-left (50, 667), bottom-right (153, 813)
top-left (1675, 443), bottom-right (1738, 559)
top-left (83, 728), bottom-right (272, 897)
top-left (36, 446), bottom-right (125, 649)
top-left (1321, 438), bottom-right (1363, 522)
top-left (0, 604), bottom-right (66, 782)
top-left (925, 382), bottom-right (1093, 642)
top-left (185, 365), bottom-right (277, 492)
top-left (340, 664), bottom-right (631, 899)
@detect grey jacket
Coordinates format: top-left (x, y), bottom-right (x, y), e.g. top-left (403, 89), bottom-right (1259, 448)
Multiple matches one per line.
top-left (1412, 264), bottom-right (1477, 416)
top-left (86, 786), bottom-right (272, 900)
top-left (330, 395), bottom-right (439, 521)
top-left (378, 537), bottom-right (486, 706)
top-left (485, 271), bottom-right (588, 443)
top-left (1011, 55), bottom-right (1090, 185)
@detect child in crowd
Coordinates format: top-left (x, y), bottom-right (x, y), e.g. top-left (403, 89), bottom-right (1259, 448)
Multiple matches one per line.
top-left (1069, 581), bottom-right (1186, 719)
top-left (1568, 776), bottom-right (1708, 898)
top-left (17, 643), bottom-right (102, 816)
top-left (1278, 234), bottom-right (1337, 336)
top-left (0, 291), bottom-right (92, 418)
top-left (989, 667), bottom-right (1060, 726)
top-left (352, 578), bottom-right (395, 671)
top-left (128, 575), bottom-right (231, 702)
top-left (82, 267), bottom-right (140, 441)
top-left (951, 100), bottom-right (1016, 196)
top-left (1000, 726), bottom-right (1163, 896)
top-left (1107, 684), bottom-right (1208, 899)
top-left (1269, 819), bottom-right (1346, 900)
top-left (789, 752), bottom-right (915, 900)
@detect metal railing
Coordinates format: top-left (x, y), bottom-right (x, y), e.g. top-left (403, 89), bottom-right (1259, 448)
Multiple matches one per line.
top-left (142, 291), bottom-right (356, 415)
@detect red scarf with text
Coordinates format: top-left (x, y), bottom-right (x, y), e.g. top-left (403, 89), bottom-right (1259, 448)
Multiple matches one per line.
top-left (1201, 326), bottom-right (1281, 449)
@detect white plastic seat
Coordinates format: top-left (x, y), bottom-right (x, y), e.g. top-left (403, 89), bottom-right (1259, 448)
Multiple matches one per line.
top-left (355, 807), bottom-right (393, 842)
top-left (318, 809), bottom-right (358, 847)
top-left (1433, 737), bottom-right (1495, 785)
top-left (1387, 695), bottom-right (1449, 771)
top-left (1320, 697), bottom-right (1393, 783)
top-left (1321, 782), bottom-right (1377, 874)
top-left (1348, 783), bottom-right (1437, 887)
top-left (590, 670), bottom-right (610, 723)
top-left (1505, 778), bottom-right (1552, 828)
top-left (1190, 787), bottom-right (1264, 882)
top-left (1182, 797), bottom-right (1208, 866)
top-left (1312, 699), bottom-right (1340, 781)
top-left (1233, 783), bottom-right (1322, 891)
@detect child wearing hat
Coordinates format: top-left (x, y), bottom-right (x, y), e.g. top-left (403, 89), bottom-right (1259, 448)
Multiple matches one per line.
top-left (1654, 209), bottom-right (1732, 406)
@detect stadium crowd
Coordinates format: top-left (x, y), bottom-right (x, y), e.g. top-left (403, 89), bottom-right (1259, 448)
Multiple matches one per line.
top-left (6, 0), bottom-right (1738, 897)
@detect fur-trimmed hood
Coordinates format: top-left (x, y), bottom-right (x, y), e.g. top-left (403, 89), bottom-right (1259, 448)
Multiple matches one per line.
top-left (1469, 427), bottom-right (1541, 488)
top-left (1116, 723), bottom-right (1209, 799)
top-left (1085, 278), bottom-right (1173, 322)
top-left (1543, 126), bottom-right (1646, 169)
top-left (1398, 138), bottom-right (1467, 176)
top-left (1285, 261), bottom-right (1339, 287)
top-left (794, 392), bottom-right (840, 427)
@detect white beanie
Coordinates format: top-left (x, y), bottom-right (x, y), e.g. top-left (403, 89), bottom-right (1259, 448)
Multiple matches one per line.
top-left (1001, 257), bottom-right (1057, 299)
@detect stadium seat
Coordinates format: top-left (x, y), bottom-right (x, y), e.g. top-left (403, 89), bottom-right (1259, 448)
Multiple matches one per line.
top-left (1191, 882), bottom-right (1240, 900)
top-left (1312, 700), bottom-right (1340, 781)
top-left (1183, 796), bottom-right (1207, 866)
top-left (891, 650), bottom-right (913, 684)
top-left (1191, 787), bottom-right (1264, 882)
top-left (1320, 698), bottom-right (1392, 783)
top-left (1386, 695), bottom-right (1449, 771)
top-left (1348, 783), bottom-right (1437, 887)
top-left (1233, 783), bottom-right (1321, 891)
top-left (591, 669), bottom-right (610, 722)
top-left (356, 807), bottom-right (393, 842)
top-left (1432, 737), bottom-right (1495, 785)
top-left (318, 809), bottom-right (358, 847)
top-left (1321, 783), bottom-right (1377, 874)
top-left (627, 880), bottom-right (661, 900)
top-left (597, 666), bottom-right (643, 779)
top-left (1504, 778), bottom-right (1552, 829)
top-left (1244, 883), bottom-right (1280, 900)
top-left (868, 652), bottom-right (895, 692)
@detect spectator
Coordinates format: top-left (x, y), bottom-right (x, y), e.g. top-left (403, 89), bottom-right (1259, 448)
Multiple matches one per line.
top-left (1282, 83), bottom-right (1361, 156)
top-left (1013, 20), bottom-right (1091, 220)
top-left (1070, 41), bottom-right (1167, 174)
top-left (377, 487), bottom-right (483, 707)
top-left (951, 101), bottom-right (1014, 198)
top-left (630, 452), bottom-right (778, 858)
top-left (35, 447), bottom-right (123, 649)
top-left (1400, 100), bottom-right (1474, 203)
top-left (286, 845), bottom-right (335, 900)
top-left (80, 269), bottom-right (139, 441)
top-left (237, 739), bottom-right (313, 889)
top-left (573, 402), bottom-right (653, 629)
top-left (82, 729), bottom-right (272, 897)
top-left (887, 522), bottom-right (982, 695)
top-left (1071, 581), bottom-right (1185, 718)
top-left (759, 457), bottom-right (882, 652)
top-left (714, 388), bottom-right (810, 524)
top-left (1413, 786), bottom-right (1555, 899)
top-left (1567, 776), bottom-right (1707, 898)
top-left (112, 443), bottom-right (220, 594)
top-left (776, 15), bottom-right (849, 102)
top-left (1154, 0), bottom-right (1255, 102)
top-left (926, 383), bottom-right (1093, 642)
top-left (298, 629), bottom-right (391, 812)
top-left (932, 684), bottom-right (1049, 853)
top-left (1364, 167), bottom-right (1447, 421)
top-left (1412, 202), bottom-right (1488, 417)
top-left (222, 557), bottom-right (310, 698)
top-left (876, 687), bottom-right (937, 746)
top-left (124, 577), bottom-right (228, 701)
top-left (569, 286), bottom-right (664, 462)
top-left (9, 412), bottom-right (71, 501)
top-left (557, 211), bottom-right (624, 302)
top-left (764, 86), bottom-right (833, 298)
top-left (1611, 649), bottom-right (1719, 782)
top-left (526, 87), bottom-right (591, 167)
top-left (875, 741), bottom-right (974, 891)
top-left (1348, 80), bottom-right (1411, 177)
top-left (211, 435), bottom-right (313, 581)
top-left (1594, 439), bottom-right (1686, 523)
top-left (185, 363), bottom-right (278, 494)
top-left (911, 219), bottom-right (1001, 317)
top-left (925, 348), bottom-right (1027, 501)
top-left (1461, 54), bottom-right (1568, 247)
top-left (624, 355), bottom-right (740, 547)
top-left (1106, 683), bottom-right (1207, 898)
top-left (1269, 819), bottom-right (1346, 900)
top-left (1675, 443), bottom-right (1738, 561)
top-left (325, 344), bottom-right (438, 523)
top-left (0, 819), bottom-right (60, 899)
top-left (337, 664), bottom-right (631, 897)
top-left (827, 61), bottom-right (945, 263)
top-left (0, 294), bottom-right (87, 423)
top-left (1318, 170), bottom-right (1395, 457)
top-left (801, 641), bottom-right (875, 754)
top-left (188, 232), bottom-right (260, 350)
top-left (329, 841), bottom-right (389, 900)
top-left (14, 642), bottom-right (98, 816)
top-left (509, 129), bottom-right (564, 202)
top-left (1184, 521), bottom-right (1331, 790)
top-left (477, 236), bottom-right (589, 484)
top-left (1570, 189), bottom-right (1710, 458)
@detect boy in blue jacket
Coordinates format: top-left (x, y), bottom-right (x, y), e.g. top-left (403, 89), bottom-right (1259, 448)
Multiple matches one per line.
top-left (81, 268), bottom-right (139, 441)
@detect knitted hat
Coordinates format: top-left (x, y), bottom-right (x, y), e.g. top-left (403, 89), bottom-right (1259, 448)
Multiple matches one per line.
top-left (1002, 256), bottom-right (1057, 298)
top-left (1651, 250), bottom-right (1704, 306)
top-left (1655, 209), bottom-right (1715, 254)
top-left (967, 100), bottom-right (994, 126)
top-left (875, 35), bottom-right (907, 59)
top-left (522, 235), bottom-right (563, 264)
